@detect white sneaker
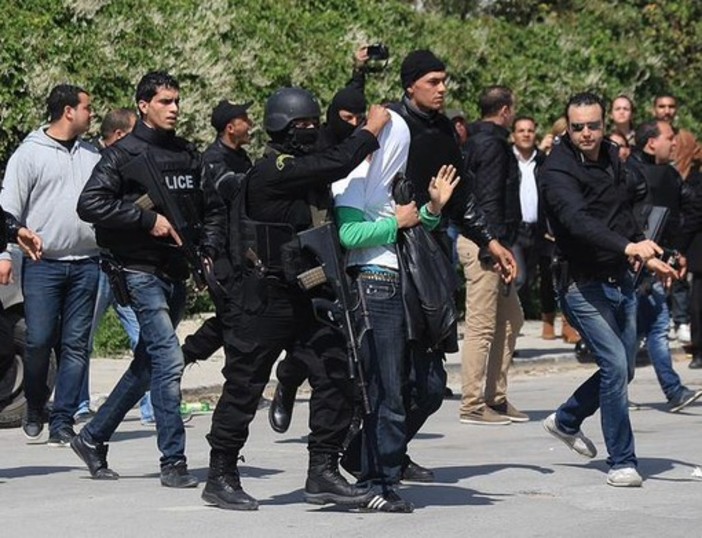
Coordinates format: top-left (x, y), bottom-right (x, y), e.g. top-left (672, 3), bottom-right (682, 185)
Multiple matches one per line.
top-left (543, 413), bottom-right (597, 458)
top-left (678, 323), bottom-right (691, 344)
top-left (607, 467), bottom-right (642, 487)
top-left (668, 324), bottom-right (678, 341)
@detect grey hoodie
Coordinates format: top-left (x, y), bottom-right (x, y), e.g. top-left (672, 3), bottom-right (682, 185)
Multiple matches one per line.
top-left (0, 127), bottom-right (101, 260)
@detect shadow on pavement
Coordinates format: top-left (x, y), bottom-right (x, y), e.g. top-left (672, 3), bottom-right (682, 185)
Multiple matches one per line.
top-left (0, 465), bottom-right (78, 478)
top-left (432, 463), bottom-right (555, 484)
top-left (402, 484), bottom-right (502, 507)
top-left (259, 485), bottom-right (499, 509)
top-left (111, 429), bottom-right (158, 442)
top-left (413, 432), bottom-right (443, 440)
top-left (559, 457), bottom-right (702, 482)
top-left (274, 436), bottom-right (309, 445)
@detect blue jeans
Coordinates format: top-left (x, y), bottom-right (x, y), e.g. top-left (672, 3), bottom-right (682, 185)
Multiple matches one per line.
top-left (358, 274), bottom-right (407, 485)
top-left (84, 271), bottom-right (187, 466)
top-left (637, 281), bottom-right (684, 401)
top-left (556, 276), bottom-right (638, 469)
top-left (22, 258), bottom-right (99, 434)
top-left (78, 271), bottom-right (143, 415)
top-left (356, 272), bottom-right (445, 485)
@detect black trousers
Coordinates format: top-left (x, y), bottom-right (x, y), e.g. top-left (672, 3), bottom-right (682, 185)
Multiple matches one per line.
top-left (182, 315), bottom-right (223, 362)
top-left (207, 285), bottom-right (354, 456)
top-left (181, 257), bottom-right (236, 362)
top-left (690, 273), bottom-right (702, 354)
top-left (275, 350), bottom-right (310, 389)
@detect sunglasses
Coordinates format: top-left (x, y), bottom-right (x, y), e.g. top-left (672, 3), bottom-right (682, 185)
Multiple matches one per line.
top-left (570, 121), bottom-right (602, 132)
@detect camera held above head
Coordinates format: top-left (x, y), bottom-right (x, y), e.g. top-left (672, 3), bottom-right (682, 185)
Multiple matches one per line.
top-left (367, 43), bottom-right (389, 61)
top-left (364, 43), bottom-right (390, 72)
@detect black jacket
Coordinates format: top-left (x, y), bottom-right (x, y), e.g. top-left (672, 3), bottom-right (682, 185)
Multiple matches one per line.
top-left (202, 138), bottom-right (252, 175)
top-left (389, 98), bottom-right (495, 251)
top-left (538, 135), bottom-right (644, 278)
top-left (77, 121), bottom-right (226, 280)
top-left (627, 148), bottom-right (684, 250)
top-left (245, 129), bottom-right (378, 233)
top-left (681, 169), bottom-right (702, 273)
top-left (464, 121), bottom-right (521, 245)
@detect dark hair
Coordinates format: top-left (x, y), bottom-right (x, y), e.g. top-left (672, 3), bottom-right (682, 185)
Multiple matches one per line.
top-left (653, 94), bottom-right (677, 106)
top-left (479, 86), bottom-right (513, 118)
top-left (135, 71), bottom-right (179, 107)
top-left (100, 108), bottom-right (137, 139)
top-left (635, 120), bottom-right (663, 150)
top-left (565, 92), bottom-right (606, 122)
top-left (512, 115), bottom-right (537, 132)
top-left (46, 84), bottom-right (87, 123)
top-left (608, 131), bottom-right (629, 148)
top-left (610, 94), bottom-right (636, 114)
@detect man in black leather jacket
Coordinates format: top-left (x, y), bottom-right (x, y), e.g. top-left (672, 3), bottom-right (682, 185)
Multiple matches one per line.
top-left (458, 85), bottom-right (527, 426)
top-left (72, 71), bottom-right (225, 488)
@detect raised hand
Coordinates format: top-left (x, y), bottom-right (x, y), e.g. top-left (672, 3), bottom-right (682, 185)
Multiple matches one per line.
top-left (427, 164), bottom-right (460, 215)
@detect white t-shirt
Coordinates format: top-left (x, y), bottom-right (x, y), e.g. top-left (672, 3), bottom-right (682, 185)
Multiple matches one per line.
top-left (332, 110), bottom-right (411, 270)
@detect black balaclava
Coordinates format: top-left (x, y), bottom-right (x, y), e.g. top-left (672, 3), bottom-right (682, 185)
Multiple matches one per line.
top-left (326, 86), bottom-right (367, 142)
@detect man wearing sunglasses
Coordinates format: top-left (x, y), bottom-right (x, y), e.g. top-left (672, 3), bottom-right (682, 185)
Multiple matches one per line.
top-left (538, 92), bottom-right (678, 488)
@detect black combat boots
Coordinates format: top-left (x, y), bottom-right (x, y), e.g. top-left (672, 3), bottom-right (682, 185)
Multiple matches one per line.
top-left (201, 450), bottom-right (258, 510)
top-left (304, 452), bottom-right (373, 506)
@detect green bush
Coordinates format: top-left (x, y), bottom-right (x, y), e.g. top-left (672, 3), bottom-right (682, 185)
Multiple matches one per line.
top-left (2, 0), bottom-right (702, 167)
top-left (92, 308), bottom-right (131, 356)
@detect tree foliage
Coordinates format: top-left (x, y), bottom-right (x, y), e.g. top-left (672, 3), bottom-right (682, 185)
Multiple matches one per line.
top-left (1, 0), bottom-right (701, 164)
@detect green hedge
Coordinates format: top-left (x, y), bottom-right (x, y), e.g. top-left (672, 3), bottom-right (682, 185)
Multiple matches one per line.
top-left (2, 0), bottom-right (701, 165)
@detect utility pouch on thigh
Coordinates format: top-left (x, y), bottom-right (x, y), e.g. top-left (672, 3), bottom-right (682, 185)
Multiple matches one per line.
top-left (100, 257), bottom-right (131, 307)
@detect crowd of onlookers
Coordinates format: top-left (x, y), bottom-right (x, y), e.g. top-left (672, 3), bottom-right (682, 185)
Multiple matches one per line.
top-left (2, 41), bottom-right (702, 506)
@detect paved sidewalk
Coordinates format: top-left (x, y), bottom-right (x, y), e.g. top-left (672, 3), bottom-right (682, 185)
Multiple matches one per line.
top-left (88, 317), bottom-right (689, 403)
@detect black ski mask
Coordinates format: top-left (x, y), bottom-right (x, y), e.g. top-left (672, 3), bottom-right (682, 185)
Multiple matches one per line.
top-left (286, 124), bottom-right (320, 154)
top-left (326, 86), bottom-right (367, 143)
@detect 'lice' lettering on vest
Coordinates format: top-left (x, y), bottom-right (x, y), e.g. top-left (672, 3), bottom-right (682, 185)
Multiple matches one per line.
top-left (164, 174), bottom-right (195, 190)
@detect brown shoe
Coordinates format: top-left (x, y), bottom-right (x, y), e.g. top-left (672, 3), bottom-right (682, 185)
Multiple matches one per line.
top-left (459, 406), bottom-right (511, 425)
top-left (562, 316), bottom-right (581, 344)
top-left (541, 313), bottom-right (556, 340)
top-left (489, 401), bottom-right (530, 423)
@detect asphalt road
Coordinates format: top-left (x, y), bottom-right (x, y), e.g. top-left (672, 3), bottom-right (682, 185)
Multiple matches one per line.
top-left (2, 361), bottom-right (702, 538)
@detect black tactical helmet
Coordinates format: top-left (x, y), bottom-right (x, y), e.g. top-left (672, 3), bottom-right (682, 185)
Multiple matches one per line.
top-left (263, 87), bottom-right (321, 134)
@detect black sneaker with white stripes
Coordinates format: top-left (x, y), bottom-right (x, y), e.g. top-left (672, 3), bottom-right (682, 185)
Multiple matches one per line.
top-left (362, 489), bottom-right (414, 513)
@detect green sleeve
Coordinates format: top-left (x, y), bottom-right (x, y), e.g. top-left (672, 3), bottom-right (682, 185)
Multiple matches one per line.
top-left (334, 206), bottom-right (398, 249)
top-left (419, 203), bottom-right (441, 231)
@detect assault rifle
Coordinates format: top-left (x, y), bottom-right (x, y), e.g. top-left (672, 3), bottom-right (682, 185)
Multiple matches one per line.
top-left (291, 223), bottom-right (372, 415)
top-left (126, 151), bottom-right (226, 304)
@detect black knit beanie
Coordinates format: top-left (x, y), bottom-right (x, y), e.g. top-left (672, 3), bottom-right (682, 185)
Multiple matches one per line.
top-left (400, 49), bottom-right (446, 90)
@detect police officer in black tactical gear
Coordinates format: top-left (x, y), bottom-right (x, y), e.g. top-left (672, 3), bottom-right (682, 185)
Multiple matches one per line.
top-left (179, 99), bottom-right (254, 365)
top-left (73, 71), bottom-right (226, 488)
top-left (269, 82), bottom-right (369, 435)
top-left (201, 87), bottom-right (390, 511)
